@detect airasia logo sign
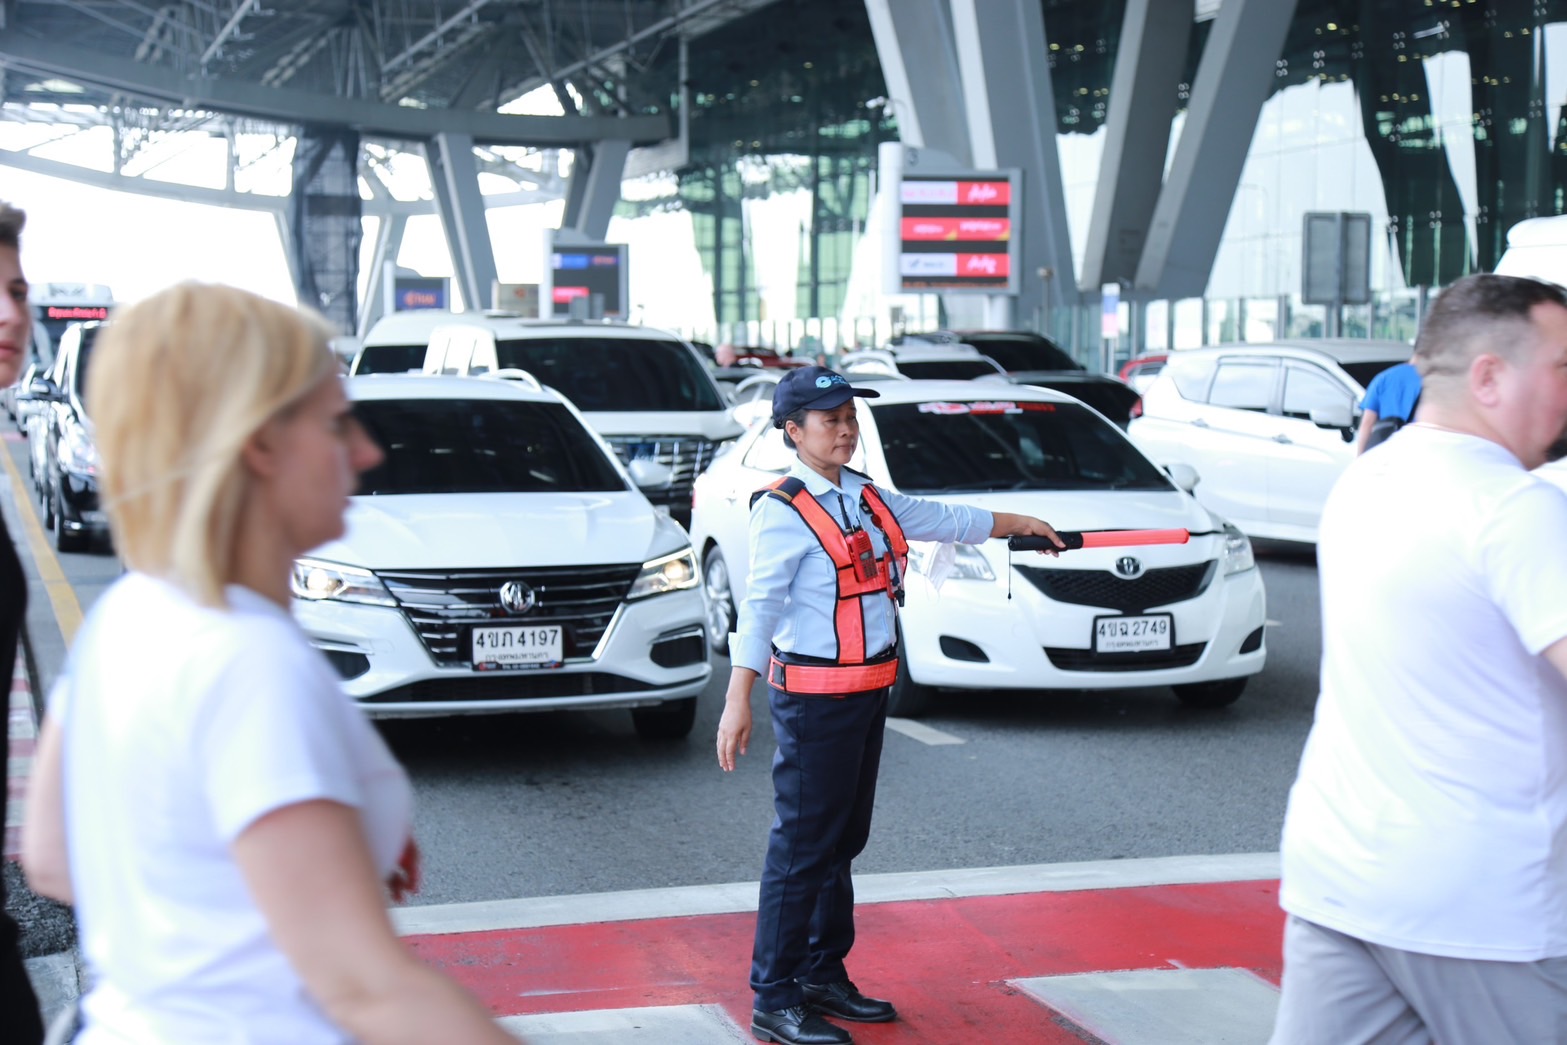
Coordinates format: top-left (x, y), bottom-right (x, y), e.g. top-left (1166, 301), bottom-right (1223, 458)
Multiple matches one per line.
top-left (964, 182), bottom-right (1000, 203)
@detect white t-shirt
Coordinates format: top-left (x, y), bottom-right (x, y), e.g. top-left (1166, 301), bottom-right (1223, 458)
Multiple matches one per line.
top-left (1537, 456), bottom-right (1567, 495)
top-left (58, 574), bottom-right (413, 1044)
top-left (1280, 426), bottom-right (1567, 960)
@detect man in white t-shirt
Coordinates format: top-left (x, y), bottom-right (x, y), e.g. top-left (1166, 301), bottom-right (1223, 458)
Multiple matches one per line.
top-left (1272, 274), bottom-right (1567, 1044)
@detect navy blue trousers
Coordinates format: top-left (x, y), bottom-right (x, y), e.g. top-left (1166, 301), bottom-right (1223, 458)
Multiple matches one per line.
top-left (750, 684), bottom-right (889, 1012)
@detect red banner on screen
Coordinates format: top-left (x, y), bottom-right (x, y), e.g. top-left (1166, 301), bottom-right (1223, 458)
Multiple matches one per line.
top-left (957, 181), bottom-right (1011, 205)
top-left (957, 253), bottom-right (1010, 277)
top-left (900, 217), bottom-right (1011, 241)
top-left (552, 286), bottom-right (591, 303)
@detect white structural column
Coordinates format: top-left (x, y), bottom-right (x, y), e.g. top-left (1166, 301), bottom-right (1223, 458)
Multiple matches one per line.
top-left (562, 138), bottom-right (631, 242)
top-left (863, 0), bottom-right (971, 163)
top-left (1134, 0), bottom-right (1299, 299)
top-left (1078, 0), bottom-right (1194, 292)
top-left (357, 213), bottom-right (408, 336)
top-left (949, 0), bottom-right (1080, 325)
top-left (426, 132), bottom-right (498, 312)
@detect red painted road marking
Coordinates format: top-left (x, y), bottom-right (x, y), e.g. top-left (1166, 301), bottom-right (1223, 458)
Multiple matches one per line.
top-left (410, 880), bottom-right (1285, 1044)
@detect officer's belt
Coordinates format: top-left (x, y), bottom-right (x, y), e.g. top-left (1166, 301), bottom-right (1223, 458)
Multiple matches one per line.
top-left (768, 650), bottom-right (897, 696)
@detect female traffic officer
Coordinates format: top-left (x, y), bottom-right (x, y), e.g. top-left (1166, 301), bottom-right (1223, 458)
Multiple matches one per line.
top-left (716, 366), bottom-right (1063, 1045)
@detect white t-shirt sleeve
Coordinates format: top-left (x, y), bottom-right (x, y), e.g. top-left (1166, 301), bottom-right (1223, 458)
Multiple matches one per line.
top-left (191, 626), bottom-right (365, 844)
top-left (1479, 479), bottom-right (1567, 656)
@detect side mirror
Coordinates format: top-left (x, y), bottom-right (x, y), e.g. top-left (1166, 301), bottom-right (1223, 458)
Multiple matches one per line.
top-left (626, 458), bottom-right (675, 490)
top-left (1164, 462), bottom-right (1200, 492)
top-left (1309, 403), bottom-right (1354, 430)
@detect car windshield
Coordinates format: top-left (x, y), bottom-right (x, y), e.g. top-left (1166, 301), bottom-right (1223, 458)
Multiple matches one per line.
top-left (872, 399), bottom-right (1173, 494)
top-left (496, 337), bottom-right (725, 412)
top-left (354, 344), bottom-right (426, 375)
top-left (959, 335), bottom-right (1080, 372)
top-left (353, 398), bottom-right (627, 495)
top-left (1341, 359), bottom-right (1404, 389)
top-left (897, 359), bottom-right (1000, 380)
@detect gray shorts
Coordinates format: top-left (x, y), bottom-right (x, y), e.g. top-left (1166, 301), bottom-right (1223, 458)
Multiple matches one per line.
top-left (1270, 915), bottom-right (1567, 1045)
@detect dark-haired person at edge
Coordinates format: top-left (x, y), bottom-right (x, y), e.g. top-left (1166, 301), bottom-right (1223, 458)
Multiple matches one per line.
top-left (716, 366), bottom-right (1064, 1045)
top-left (0, 200), bottom-right (46, 1044)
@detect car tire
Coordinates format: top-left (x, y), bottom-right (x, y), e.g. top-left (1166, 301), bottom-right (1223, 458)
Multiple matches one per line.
top-left (1172, 678), bottom-right (1247, 709)
top-left (631, 697), bottom-right (698, 740)
top-left (41, 480), bottom-right (55, 529)
top-left (702, 546), bottom-right (736, 656)
top-left (887, 640), bottom-right (935, 718)
top-left (52, 492), bottom-right (86, 553)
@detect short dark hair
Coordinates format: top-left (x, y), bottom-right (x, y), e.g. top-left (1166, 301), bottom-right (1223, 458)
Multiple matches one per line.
top-left (0, 201), bottom-right (24, 250)
top-left (777, 406), bottom-right (808, 450)
top-left (1416, 274), bottom-right (1567, 379)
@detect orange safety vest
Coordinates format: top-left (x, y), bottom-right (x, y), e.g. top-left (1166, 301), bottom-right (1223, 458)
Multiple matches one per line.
top-left (751, 474), bottom-right (911, 695)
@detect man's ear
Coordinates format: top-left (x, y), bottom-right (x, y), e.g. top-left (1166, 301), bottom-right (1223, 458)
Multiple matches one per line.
top-left (1469, 352), bottom-right (1506, 409)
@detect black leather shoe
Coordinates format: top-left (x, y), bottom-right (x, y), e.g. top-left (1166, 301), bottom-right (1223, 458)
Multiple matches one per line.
top-left (801, 979), bottom-right (897, 1023)
top-left (751, 1004), bottom-right (853, 1044)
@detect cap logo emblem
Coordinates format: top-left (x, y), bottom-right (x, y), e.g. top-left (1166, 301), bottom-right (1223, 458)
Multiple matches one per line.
top-left (815, 376), bottom-right (834, 388)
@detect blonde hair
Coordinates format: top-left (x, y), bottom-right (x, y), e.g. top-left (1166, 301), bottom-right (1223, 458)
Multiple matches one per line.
top-left (88, 283), bottom-right (337, 606)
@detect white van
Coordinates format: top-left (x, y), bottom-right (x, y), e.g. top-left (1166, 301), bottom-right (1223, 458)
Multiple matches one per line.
top-left (1495, 215), bottom-right (1567, 285)
top-left (417, 317), bottom-right (740, 526)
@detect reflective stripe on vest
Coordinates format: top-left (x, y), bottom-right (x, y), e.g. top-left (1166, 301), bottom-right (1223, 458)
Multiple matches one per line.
top-left (753, 476), bottom-right (910, 666)
top-left (768, 656), bottom-right (899, 696)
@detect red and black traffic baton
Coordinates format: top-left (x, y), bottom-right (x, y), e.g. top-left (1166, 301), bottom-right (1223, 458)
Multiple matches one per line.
top-left (1007, 528), bottom-right (1193, 553)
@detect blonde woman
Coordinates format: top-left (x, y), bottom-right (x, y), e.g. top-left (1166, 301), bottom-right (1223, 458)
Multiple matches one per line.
top-left (22, 283), bottom-right (516, 1045)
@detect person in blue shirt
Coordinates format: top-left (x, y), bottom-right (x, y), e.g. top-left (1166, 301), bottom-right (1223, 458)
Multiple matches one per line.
top-left (1355, 353), bottom-right (1421, 454)
top-left (716, 366), bottom-right (1062, 1045)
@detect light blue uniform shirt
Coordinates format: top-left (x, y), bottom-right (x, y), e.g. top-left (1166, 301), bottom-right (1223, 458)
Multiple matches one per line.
top-left (732, 459), bottom-right (995, 675)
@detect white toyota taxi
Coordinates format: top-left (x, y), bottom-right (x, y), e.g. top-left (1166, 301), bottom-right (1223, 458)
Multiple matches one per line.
top-left (690, 380), bottom-right (1266, 716)
top-left (291, 375), bottom-right (710, 738)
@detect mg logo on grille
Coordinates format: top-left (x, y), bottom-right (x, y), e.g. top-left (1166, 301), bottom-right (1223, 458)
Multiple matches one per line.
top-left (499, 580), bottom-right (537, 615)
top-left (1114, 556), bottom-right (1143, 579)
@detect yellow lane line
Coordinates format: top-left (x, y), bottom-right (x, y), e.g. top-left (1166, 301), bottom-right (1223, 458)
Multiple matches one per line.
top-left (0, 442), bottom-right (84, 644)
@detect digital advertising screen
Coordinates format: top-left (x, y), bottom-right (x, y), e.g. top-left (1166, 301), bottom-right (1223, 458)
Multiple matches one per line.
top-left (897, 174), bottom-right (1019, 294)
top-left (547, 244), bottom-right (629, 318)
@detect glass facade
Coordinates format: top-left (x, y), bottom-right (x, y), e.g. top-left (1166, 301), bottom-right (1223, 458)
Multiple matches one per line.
top-left (633, 0), bottom-right (1566, 355)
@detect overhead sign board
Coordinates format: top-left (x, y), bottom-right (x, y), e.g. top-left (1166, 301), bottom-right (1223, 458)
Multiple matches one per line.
top-left (541, 236), bottom-right (629, 319)
top-left (392, 276), bottom-right (449, 311)
top-left (896, 173), bottom-right (1020, 294)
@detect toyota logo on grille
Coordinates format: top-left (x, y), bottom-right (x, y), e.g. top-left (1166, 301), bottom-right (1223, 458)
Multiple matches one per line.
top-left (1114, 556), bottom-right (1143, 578)
top-left (499, 580), bottom-right (536, 615)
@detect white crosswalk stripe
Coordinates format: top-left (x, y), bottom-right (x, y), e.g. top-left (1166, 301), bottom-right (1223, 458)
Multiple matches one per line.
top-left (497, 1004), bottom-right (749, 1043)
top-left (1014, 967), bottom-right (1280, 1044)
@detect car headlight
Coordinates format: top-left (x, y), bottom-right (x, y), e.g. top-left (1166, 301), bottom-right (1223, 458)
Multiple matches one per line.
top-left (58, 426), bottom-right (99, 475)
top-left (906, 542), bottom-right (996, 582)
top-left (290, 558), bottom-right (397, 606)
top-left (1221, 522), bottom-right (1255, 575)
top-left (628, 547), bottom-right (701, 600)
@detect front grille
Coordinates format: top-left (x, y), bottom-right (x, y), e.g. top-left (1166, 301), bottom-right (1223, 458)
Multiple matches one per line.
top-left (1015, 561), bottom-right (1216, 613)
top-left (376, 565), bottom-right (640, 667)
top-left (359, 673), bottom-right (656, 704)
top-left (1045, 642), bottom-right (1207, 672)
top-left (601, 435), bottom-right (721, 506)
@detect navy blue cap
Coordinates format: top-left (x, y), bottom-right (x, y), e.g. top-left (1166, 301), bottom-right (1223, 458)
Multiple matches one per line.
top-left (771, 366), bottom-right (880, 427)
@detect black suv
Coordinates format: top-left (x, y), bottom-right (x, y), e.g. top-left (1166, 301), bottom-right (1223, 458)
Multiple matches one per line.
top-left (28, 321), bottom-right (107, 552)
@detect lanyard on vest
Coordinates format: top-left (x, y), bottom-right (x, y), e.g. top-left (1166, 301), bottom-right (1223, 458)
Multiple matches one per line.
top-left (752, 476), bottom-right (910, 665)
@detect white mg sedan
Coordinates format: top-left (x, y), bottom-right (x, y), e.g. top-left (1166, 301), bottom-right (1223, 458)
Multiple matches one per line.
top-left (290, 375), bottom-right (711, 738)
top-left (690, 380), bottom-right (1266, 716)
